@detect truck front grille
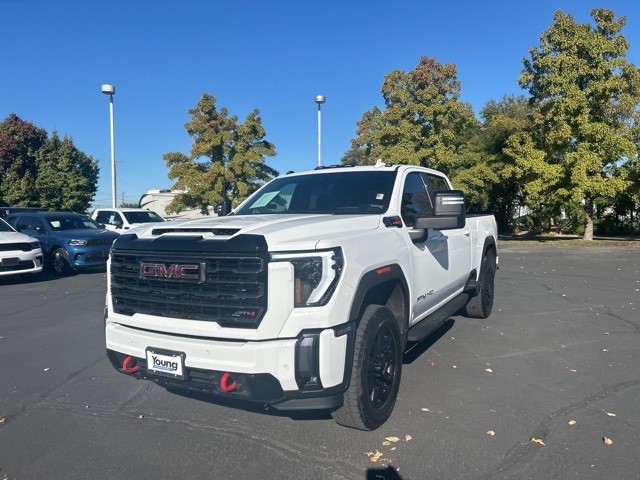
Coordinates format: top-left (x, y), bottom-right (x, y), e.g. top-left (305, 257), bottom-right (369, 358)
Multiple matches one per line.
top-left (110, 250), bottom-right (268, 328)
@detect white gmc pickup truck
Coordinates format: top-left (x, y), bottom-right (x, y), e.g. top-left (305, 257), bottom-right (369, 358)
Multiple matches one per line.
top-left (105, 162), bottom-right (498, 430)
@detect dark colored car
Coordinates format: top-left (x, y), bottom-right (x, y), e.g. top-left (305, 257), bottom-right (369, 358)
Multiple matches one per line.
top-left (0, 206), bottom-right (47, 219)
top-left (6, 212), bottom-right (119, 275)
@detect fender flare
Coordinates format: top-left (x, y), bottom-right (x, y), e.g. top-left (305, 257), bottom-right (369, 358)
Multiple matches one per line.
top-left (338, 264), bottom-right (410, 388)
top-left (481, 236), bottom-right (497, 271)
top-left (348, 263), bottom-right (410, 331)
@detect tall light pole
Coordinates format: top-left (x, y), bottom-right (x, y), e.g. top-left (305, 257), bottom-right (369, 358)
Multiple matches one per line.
top-left (315, 95), bottom-right (325, 167)
top-left (101, 84), bottom-right (117, 208)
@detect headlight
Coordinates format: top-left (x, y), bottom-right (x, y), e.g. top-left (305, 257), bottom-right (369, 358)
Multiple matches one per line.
top-left (68, 239), bottom-right (88, 246)
top-left (272, 248), bottom-right (343, 307)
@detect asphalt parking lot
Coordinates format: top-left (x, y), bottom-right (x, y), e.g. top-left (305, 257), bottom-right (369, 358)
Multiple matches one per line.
top-left (0, 244), bottom-right (639, 480)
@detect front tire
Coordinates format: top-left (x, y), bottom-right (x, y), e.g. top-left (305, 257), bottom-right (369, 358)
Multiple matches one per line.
top-left (331, 305), bottom-right (403, 430)
top-left (52, 248), bottom-right (71, 276)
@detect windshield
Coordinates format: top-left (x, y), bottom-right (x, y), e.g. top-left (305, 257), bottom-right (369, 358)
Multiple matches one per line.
top-left (0, 218), bottom-right (15, 232)
top-left (122, 211), bottom-right (165, 223)
top-left (47, 215), bottom-right (103, 231)
top-left (235, 171), bottom-right (397, 215)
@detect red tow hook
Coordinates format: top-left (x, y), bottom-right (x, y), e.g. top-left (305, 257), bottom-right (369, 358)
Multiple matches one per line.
top-left (219, 372), bottom-right (237, 392)
top-left (122, 355), bottom-right (139, 374)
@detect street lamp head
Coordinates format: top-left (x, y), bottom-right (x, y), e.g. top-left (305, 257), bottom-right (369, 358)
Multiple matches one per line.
top-left (315, 95), bottom-right (326, 105)
top-left (101, 84), bottom-right (116, 95)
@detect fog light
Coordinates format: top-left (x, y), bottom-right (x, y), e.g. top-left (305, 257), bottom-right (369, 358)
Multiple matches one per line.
top-left (295, 333), bottom-right (322, 390)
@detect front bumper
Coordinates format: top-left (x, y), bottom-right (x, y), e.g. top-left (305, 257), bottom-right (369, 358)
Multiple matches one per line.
top-left (67, 246), bottom-right (111, 268)
top-left (105, 321), bottom-right (354, 410)
top-left (0, 251), bottom-right (43, 276)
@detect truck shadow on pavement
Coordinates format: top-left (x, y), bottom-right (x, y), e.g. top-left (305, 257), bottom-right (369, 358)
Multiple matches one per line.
top-left (403, 319), bottom-right (454, 364)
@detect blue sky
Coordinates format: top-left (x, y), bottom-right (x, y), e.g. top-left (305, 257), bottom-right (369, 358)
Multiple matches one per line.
top-left (1, 0), bottom-right (639, 208)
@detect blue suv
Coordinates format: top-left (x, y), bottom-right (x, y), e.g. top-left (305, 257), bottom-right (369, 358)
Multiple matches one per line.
top-left (6, 212), bottom-right (119, 275)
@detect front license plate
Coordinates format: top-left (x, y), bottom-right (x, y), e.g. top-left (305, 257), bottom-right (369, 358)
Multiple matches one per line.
top-left (1, 257), bottom-right (19, 267)
top-left (146, 349), bottom-right (185, 380)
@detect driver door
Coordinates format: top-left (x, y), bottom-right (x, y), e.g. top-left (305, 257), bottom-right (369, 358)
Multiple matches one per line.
top-left (400, 172), bottom-right (450, 324)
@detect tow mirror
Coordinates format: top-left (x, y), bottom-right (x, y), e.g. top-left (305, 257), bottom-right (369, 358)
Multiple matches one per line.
top-left (415, 190), bottom-right (466, 230)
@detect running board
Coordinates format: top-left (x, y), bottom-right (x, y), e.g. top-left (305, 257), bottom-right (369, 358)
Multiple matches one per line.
top-left (407, 293), bottom-right (469, 342)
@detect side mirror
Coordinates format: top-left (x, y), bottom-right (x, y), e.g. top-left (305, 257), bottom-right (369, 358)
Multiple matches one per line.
top-left (112, 220), bottom-right (123, 228)
top-left (34, 226), bottom-right (45, 234)
top-left (216, 199), bottom-right (232, 216)
top-left (415, 190), bottom-right (466, 230)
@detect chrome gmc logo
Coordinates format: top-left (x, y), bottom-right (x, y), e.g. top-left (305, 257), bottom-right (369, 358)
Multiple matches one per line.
top-left (139, 262), bottom-right (204, 281)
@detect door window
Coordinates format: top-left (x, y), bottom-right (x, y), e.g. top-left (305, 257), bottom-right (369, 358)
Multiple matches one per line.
top-left (95, 211), bottom-right (112, 224)
top-left (15, 215), bottom-right (32, 232)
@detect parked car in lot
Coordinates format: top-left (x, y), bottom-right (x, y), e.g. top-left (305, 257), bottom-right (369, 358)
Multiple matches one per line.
top-left (0, 218), bottom-right (43, 278)
top-left (0, 206), bottom-right (47, 219)
top-left (92, 207), bottom-right (165, 231)
top-left (6, 212), bottom-right (119, 275)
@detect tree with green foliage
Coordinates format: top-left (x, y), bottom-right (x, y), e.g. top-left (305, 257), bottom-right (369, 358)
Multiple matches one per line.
top-left (508, 8), bottom-right (640, 239)
top-left (164, 93), bottom-right (277, 214)
top-left (0, 113), bottom-right (47, 206)
top-left (0, 114), bottom-right (99, 211)
top-left (476, 95), bottom-right (532, 232)
top-left (344, 56), bottom-right (480, 180)
top-left (342, 57), bottom-right (492, 211)
top-left (35, 132), bottom-right (99, 211)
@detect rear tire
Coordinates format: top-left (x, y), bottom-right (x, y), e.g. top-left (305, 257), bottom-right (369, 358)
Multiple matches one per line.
top-left (465, 251), bottom-right (496, 319)
top-left (331, 305), bottom-right (402, 430)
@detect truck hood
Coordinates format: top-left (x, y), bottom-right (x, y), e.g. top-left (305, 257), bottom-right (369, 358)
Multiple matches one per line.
top-left (129, 214), bottom-right (382, 250)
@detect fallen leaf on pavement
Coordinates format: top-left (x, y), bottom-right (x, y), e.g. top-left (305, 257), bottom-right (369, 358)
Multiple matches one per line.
top-left (43, 368), bottom-right (49, 372)
top-left (137, 414), bottom-right (144, 419)
top-left (382, 441), bottom-right (391, 446)
top-left (367, 451), bottom-right (383, 462)
top-left (605, 412), bottom-right (616, 417)
top-left (421, 408), bottom-right (430, 412)
top-left (568, 420), bottom-right (576, 426)
top-left (0, 417), bottom-right (5, 424)
top-left (603, 437), bottom-right (613, 445)
top-left (405, 435), bottom-right (412, 442)
top-left (530, 437), bottom-right (545, 446)
top-left (485, 368), bottom-right (493, 373)
top-left (487, 430), bottom-right (495, 436)
top-left (385, 436), bottom-right (400, 443)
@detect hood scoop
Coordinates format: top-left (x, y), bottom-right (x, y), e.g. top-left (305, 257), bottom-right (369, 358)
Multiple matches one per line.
top-left (151, 227), bottom-right (241, 236)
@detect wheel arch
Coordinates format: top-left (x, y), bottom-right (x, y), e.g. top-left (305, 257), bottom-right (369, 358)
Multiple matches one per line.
top-left (348, 264), bottom-right (410, 342)
top-left (483, 236), bottom-right (497, 264)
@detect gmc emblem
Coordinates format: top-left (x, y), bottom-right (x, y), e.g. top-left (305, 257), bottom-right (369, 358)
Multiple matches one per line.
top-left (139, 262), bottom-right (205, 282)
